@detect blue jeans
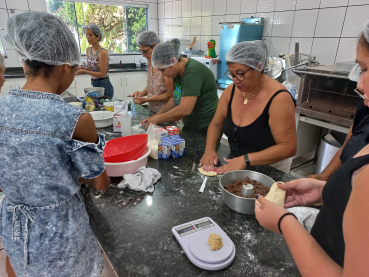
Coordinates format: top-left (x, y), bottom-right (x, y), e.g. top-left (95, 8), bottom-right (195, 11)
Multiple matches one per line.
top-left (92, 76), bottom-right (114, 98)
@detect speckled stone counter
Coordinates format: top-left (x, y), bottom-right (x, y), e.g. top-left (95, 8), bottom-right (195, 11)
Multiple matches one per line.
top-left (82, 104), bottom-right (301, 277)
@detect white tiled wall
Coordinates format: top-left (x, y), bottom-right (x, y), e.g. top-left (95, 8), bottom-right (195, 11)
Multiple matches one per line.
top-left (159, 0), bottom-right (369, 66)
top-left (2, 0), bottom-right (159, 68)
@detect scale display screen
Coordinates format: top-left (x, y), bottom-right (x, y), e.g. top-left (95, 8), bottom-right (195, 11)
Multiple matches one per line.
top-left (175, 224), bottom-right (197, 236)
top-left (194, 220), bottom-right (212, 229)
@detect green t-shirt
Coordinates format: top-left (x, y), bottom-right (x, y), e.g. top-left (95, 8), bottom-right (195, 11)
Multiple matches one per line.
top-left (173, 58), bottom-right (219, 131)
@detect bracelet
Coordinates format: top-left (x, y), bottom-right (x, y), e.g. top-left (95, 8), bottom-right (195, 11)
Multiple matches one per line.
top-left (278, 212), bottom-right (297, 234)
top-left (244, 154), bottom-right (251, 167)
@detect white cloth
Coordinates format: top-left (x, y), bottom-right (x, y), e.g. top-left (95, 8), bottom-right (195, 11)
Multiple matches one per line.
top-left (287, 207), bottom-right (320, 233)
top-left (269, 157), bottom-right (293, 174)
top-left (117, 166), bottom-right (161, 192)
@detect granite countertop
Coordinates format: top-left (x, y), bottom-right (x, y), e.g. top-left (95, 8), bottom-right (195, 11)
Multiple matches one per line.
top-left (4, 64), bottom-right (147, 79)
top-left (82, 104), bottom-right (300, 277)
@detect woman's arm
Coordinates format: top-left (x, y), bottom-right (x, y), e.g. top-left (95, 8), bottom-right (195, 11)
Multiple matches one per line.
top-left (249, 91), bottom-right (297, 165)
top-left (256, 195), bottom-right (343, 277)
top-left (134, 77), bottom-right (174, 104)
top-left (342, 155), bottom-right (369, 277)
top-left (215, 91), bottom-right (297, 174)
top-left (309, 125), bottom-right (353, 180)
top-left (76, 49), bottom-right (108, 78)
top-left (72, 113), bottom-right (110, 191)
top-left (199, 86), bottom-right (230, 170)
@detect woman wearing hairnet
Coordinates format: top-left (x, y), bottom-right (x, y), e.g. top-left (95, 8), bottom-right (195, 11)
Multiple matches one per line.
top-left (255, 19), bottom-right (369, 276)
top-left (141, 38), bottom-right (219, 132)
top-left (76, 23), bottom-right (114, 98)
top-left (199, 40), bottom-right (296, 174)
top-left (0, 12), bottom-right (110, 276)
top-left (127, 31), bottom-right (174, 113)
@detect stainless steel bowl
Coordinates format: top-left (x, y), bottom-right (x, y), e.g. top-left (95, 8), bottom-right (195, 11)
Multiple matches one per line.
top-left (84, 87), bottom-right (105, 97)
top-left (219, 170), bottom-right (275, 215)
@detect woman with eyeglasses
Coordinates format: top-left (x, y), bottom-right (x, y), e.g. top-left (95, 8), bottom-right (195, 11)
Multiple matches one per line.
top-left (140, 38), bottom-right (219, 132)
top-left (127, 31), bottom-right (174, 113)
top-left (76, 23), bottom-right (114, 98)
top-left (255, 20), bottom-right (369, 276)
top-left (199, 40), bottom-right (296, 174)
top-left (308, 70), bottom-right (369, 181)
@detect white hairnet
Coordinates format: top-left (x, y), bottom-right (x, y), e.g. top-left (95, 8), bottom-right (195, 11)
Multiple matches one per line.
top-left (136, 31), bottom-right (163, 46)
top-left (5, 11), bottom-right (80, 66)
top-left (0, 53), bottom-right (4, 68)
top-left (349, 63), bottom-right (361, 82)
top-left (225, 40), bottom-right (269, 72)
top-left (152, 39), bottom-right (181, 69)
top-left (85, 23), bottom-right (103, 41)
top-left (349, 19), bottom-right (369, 82)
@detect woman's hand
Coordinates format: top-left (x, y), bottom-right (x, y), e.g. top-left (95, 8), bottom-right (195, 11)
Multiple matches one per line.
top-left (199, 150), bottom-right (218, 171)
top-left (307, 173), bottom-right (330, 181)
top-left (277, 179), bottom-right (325, 208)
top-left (128, 91), bottom-right (141, 97)
top-left (133, 97), bottom-right (147, 105)
top-left (75, 69), bottom-right (86, 75)
top-left (255, 195), bottom-right (289, 234)
top-left (141, 116), bottom-right (159, 130)
top-left (213, 156), bottom-right (246, 174)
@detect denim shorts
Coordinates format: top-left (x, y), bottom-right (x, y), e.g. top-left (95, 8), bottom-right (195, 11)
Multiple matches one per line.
top-left (91, 76), bottom-right (114, 98)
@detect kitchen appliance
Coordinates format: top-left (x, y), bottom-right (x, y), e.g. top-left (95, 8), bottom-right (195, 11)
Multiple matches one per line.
top-left (217, 18), bottom-right (264, 89)
top-left (293, 66), bottom-right (361, 128)
top-left (172, 217), bottom-right (235, 270)
top-left (315, 131), bottom-right (346, 174)
top-left (219, 170), bottom-right (275, 215)
top-left (190, 56), bottom-right (218, 80)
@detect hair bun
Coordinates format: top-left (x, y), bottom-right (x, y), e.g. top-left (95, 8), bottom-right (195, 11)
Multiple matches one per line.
top-left (171, 38), bottom-right (180, 51)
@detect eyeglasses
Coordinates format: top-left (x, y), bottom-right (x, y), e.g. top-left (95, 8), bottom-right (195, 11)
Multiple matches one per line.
top-left (354, 88), bottom-right (365, 100)
top-left (224, 67), bottom-right (252, 81)
top-left (140, 45), bottom-right (153, 56)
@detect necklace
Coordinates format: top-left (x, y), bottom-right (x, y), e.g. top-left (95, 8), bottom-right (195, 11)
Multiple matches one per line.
top-left (242, 76), bottom-right (267, 105)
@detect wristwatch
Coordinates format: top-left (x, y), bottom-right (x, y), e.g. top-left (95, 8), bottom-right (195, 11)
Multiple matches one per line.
top-left (244, 154), bottom-right (251, 168)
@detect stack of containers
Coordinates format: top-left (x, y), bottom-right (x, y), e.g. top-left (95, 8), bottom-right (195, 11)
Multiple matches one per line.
top-left (158, 126), bottom-right (185, 159)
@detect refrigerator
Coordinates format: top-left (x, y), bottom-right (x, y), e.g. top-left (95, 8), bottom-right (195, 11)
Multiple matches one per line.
top-left (217, 18), bottom-right (264, 89)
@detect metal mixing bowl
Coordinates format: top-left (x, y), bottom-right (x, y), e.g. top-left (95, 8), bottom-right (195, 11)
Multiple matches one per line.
top-left (219, 170), bottom-right (275, 215)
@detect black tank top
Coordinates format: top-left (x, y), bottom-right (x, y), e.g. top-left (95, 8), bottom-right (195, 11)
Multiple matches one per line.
top-left (223, 85), bottom-right (292, 157)
top-left (310, 152), bottom-right (369, 267)
top-left (340, 100), bottom-right (369, 164)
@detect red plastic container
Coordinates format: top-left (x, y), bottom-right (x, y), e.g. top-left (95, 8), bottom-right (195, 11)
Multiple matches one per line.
top-left (103, 134), bottom-right (148, 163)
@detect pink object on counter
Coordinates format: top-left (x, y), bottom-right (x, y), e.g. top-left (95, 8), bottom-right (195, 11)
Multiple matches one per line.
top-left (104, 147), bottom-right (151, 177)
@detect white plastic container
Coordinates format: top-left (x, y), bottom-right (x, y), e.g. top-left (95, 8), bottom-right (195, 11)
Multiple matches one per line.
top-left (105, 147), bottom-right (151, 177)
top-left (90, 111), bottom-right (113, 128)
top-left (120, 114), bottom-right (131, 137)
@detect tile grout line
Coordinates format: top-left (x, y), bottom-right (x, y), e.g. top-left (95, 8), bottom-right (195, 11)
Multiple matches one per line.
top-left (334, 3), bottom-right (349, 65)
top-left (310, 0), bottom-right (323, 57)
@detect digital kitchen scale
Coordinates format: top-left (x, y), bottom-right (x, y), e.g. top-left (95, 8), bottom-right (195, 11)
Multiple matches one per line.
top-left (172, 217), bottom-right (236, 270)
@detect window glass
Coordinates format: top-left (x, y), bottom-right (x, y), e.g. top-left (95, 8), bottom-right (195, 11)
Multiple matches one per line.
top-left (46, 1), bottom-right (147, 54)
